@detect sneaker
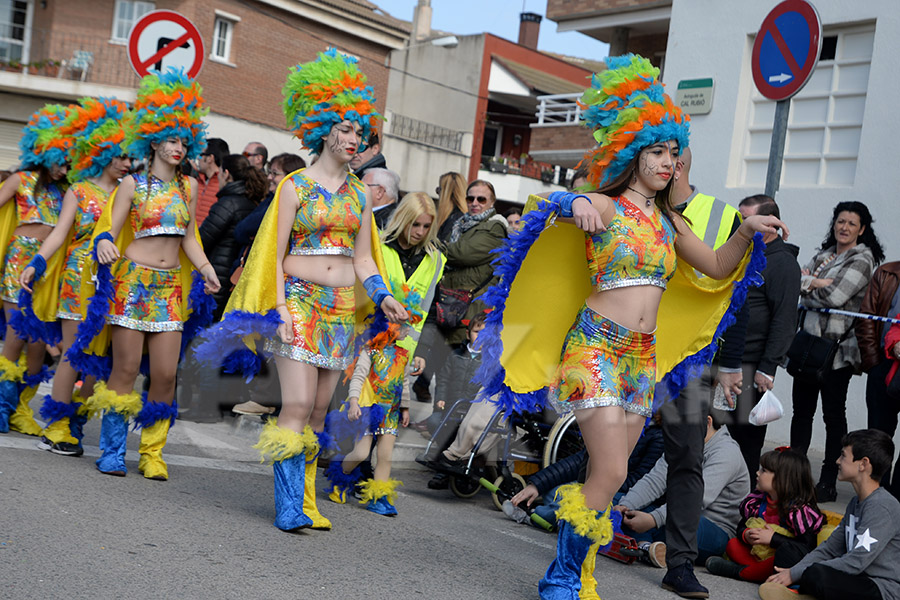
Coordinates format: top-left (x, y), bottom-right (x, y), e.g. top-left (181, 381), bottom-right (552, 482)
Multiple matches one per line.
top-left (758, 582), bottom-right (815, 600)
top-left (232, 401), bottom-right (275, 415)
top-left (814, 481), bottom-right (837, 503)
top-left (705, 556), bottom-right (743, 580)
top-left (36, 436), bottom-right (53, 451)
top-left (661, 561), bottom-right (709, 599)
top-left (646, 541), bottom-right (667, 569)
top-left (50, 441), bottom-right (84, 457)
top-left (427, 472), bottom-right (449, 490)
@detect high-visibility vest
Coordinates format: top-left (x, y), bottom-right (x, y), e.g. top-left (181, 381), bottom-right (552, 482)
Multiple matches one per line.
top-left (682, 192), bottom-right (741, 250)
top-left (381, 244), bottom-right (445, 354)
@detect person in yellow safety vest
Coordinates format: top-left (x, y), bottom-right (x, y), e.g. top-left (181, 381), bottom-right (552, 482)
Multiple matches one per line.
top-left (325, 192), bottom-right (446, 516)
top-left (657, 146), bottom-right (752, 597)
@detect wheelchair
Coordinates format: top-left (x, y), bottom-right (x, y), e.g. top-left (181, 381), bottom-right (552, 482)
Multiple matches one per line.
top-left (418, 397), bottom-right (585, 510)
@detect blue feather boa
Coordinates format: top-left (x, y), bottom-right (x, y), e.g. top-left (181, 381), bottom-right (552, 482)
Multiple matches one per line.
top-left (10, 290), bottom-right (62, 345)
top-left (134, 393), bottom-right (179, 428)
top-left (193, 309), bottom-right (282, 380)
top-left (181, 271), bottom-right (216, 358)
top-left (651, 234), bottom-right (766, 411)
top-left (324, 402), bottom-right (387, 446)
top-left (474, 201), bottom-right (767, 418)
top-left (323, 455), bottom-right (363, 493)
top-left (314, 429), bottom-right (337, 457)
top-left (66, 262), bottom-right (114, 380)
top-left (22, 364), bottom-right (54, 388)
top-left (39, 394), bottom-right (78, 423)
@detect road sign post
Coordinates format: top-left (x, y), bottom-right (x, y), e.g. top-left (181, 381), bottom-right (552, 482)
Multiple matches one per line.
top-left (127, 10), bottom-right (204, 79)
top-left (751, 0), bottom-right (822, 198)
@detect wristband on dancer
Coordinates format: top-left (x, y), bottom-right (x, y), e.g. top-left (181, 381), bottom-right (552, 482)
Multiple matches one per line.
top-left (548, 191), bottom-right (590, 218)
top-left (27, 254), bottom-right (47, 281)
top-left (363, 274), bottom-right (393, 308)
top-left (93, 232), bottom-right (115, 259)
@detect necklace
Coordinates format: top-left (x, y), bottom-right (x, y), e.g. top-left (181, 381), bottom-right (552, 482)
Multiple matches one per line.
top-left (627, 186), bottom-right (655, 207)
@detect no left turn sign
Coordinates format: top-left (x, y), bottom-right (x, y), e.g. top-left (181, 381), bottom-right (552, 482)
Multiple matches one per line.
top-left (127, 10), bottom-right (205, 79)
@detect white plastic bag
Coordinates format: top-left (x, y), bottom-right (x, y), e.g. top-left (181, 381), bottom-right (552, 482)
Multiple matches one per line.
top-left (748, 390), bottom-right (784, 426)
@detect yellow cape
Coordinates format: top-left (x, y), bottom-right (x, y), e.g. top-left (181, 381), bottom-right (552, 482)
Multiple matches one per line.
top-left (498, 195), bottom-right (754, 396)
top-left (77, 180), bottom-right (203, 358)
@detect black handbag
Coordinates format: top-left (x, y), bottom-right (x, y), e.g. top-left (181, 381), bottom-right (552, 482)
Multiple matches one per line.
top-left (434, 274), bottom-right (493, 330)
top-left (785, 309), bottom-right (852, 381)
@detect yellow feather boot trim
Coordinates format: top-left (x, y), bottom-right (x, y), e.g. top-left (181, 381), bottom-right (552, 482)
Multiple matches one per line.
top-left (86, 382), bottom-right (142, 418)
top-left (10, 385), bottom-right (42, 436)
top-left (42, 418), bottom-right (77, 445)
top-left (0, 355), bottom-right (26, 382)
top-left (358, 478), bottom-right (402, 505)
top-left (253, 421), bottom-right (319, 464)
top-left (73, 390), bottom-right (90, 416)
top-left (138, 419), bottom-right (171, 481)
top-left (555, 484), bottom-right (615, 545)
top-left (304, 456), bottom-right (332, 530)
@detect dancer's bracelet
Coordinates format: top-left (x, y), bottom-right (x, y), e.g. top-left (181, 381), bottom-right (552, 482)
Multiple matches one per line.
top-left (363, 274), bottom-right (393, 308)
top-left (548, 191), bottom-right (590, 218)
top-left (27, 254), bottom-right (47, 281)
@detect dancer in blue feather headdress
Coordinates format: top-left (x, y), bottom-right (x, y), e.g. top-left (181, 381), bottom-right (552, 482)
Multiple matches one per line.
top-left (470, 54), bottom-right (786, 598)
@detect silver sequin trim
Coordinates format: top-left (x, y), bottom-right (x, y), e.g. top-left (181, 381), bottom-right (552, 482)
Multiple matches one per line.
top-left (134, 226), bottom-right (187, 239)
top-left (20, 219), bottom-right (57, 227)
top-left (289, 247), bottom-right (354, 257)
top-left (597, 276), bottom-right (667, 291)
top-left (57, 312), bottom-right (82, 321)
top-left (1, 294), bottom-right (16, 303)
top-left (374, 427), bottom-right (398, 436)
top-left (549, 392), bottom-right (653, 417)
top-left (107, 315), bottom-right (183, 332)
top-left (264, 338), bottom-right (352, 371)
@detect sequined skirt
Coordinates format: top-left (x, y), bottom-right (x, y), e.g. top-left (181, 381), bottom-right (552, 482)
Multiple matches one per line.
top-left (1, 235), bottom-right (41, 303)
top-left (57, 237), bottom-right (90, 320)
top-left (107, 257), bottom-right (183, 332)
top-left (549, 305), bottom-right (655, 417)
top-left (264, 276), bottom-right (355, 370)
top-left (364, 345), bottom-right (409, 436)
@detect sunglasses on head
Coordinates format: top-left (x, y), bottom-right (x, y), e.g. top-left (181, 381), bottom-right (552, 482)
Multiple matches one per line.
top-left (466, 195), bottom-right (489, 204)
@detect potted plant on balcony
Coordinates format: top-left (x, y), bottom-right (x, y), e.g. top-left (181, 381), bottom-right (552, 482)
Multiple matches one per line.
top-left (42, 59), bottom-right (61, 77)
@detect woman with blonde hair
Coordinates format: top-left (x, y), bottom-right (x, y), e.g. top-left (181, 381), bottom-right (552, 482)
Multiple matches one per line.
top-left (435, 171), bottom-right (467, 243)
top-left (326, 191), bottom-right (445, 515)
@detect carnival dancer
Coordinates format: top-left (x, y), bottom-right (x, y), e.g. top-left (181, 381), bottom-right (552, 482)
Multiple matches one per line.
top-left (0, 104), bottom-right (72, 436)
top-left (472, 55), bottom-right (785, 599)
top-left (72, 70), bottom-right (218, 479)
top-left (325, 192), bottom-right (444, 516)
top-left (16, 97), bottom-right (131, 456)
top-left (195, 49), bottom-right (407, 532)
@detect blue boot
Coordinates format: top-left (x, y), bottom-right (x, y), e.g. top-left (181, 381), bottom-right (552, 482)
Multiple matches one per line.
top-left (89, 382), bottom-right (142, 476)
top-left (254, 420), bottom-right (320, 532)
top-left (538, 485), bottom-right (618, 600)
top-left (358, 478), bottom-right (401, 517)
top-left (0, 379), bottom-right (18, 433)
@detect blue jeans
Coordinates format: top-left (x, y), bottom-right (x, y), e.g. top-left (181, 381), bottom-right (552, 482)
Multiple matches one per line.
top-left (622, 515), bottom-right (730, 564)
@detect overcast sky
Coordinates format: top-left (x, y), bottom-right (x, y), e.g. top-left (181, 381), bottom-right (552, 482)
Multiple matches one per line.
top-left (374, 0), bottom-right (610, 62)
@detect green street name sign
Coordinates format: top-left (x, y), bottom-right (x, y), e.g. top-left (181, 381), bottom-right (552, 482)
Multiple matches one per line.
top-left (676, 78), bottom-right (714, 115)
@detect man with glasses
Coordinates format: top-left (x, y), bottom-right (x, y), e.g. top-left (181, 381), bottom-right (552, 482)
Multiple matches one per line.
top-left (242, 142), bottom-right (268, 171)
top-left (196, 137), bottom-right (229, 225)
top-left (362, 167), bottom-right (400, 230)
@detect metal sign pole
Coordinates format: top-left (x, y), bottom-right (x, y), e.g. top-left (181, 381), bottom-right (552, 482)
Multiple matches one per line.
top-left (764, 98), bottom-right (790, 198)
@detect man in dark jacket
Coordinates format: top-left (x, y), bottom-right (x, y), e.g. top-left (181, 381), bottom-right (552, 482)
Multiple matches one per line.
top-left (350, 131), bottom-right (386, 180)
top-left (857, 260), bottom-right (900, 495)
top-left (731, 196), bottom-right (801, 487)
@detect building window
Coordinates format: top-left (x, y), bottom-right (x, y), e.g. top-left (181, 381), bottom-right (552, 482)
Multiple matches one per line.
top-left (111, 0), bottom-right (155, 43)
top-left (0, 0), bottom-right (28, 62)
top-left (212, 17), bottom-right (233, 61)
top-left (741, 24), bottom-right (874, 188)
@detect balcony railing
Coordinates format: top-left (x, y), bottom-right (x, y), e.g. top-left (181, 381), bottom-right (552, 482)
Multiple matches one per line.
top-left (389, 113), bottom-right (464, 153)
top-left (0, 28), bottom-right (140, 88)
top-left (534, 93), bottom-right (583, 126)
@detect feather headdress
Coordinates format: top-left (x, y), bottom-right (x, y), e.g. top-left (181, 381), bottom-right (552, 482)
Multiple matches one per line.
top-left (18, 104), bottom-right (74, 170)
top-left (64, 97), bottom-right (129, 183)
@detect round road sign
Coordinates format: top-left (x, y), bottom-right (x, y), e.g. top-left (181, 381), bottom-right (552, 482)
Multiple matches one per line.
top-left (127, 10), bottom-right (205, 79)
top-left (751, 0), bottom-right (822, 101)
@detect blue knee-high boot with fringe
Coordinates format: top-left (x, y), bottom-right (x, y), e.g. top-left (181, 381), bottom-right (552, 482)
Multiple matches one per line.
top-left (0, 356), bottom-right (26, 433)
top-left (303, 430), bottom-right (335, 530)
top-left (538, 484), bottom-right (620, 600)
top-left (254, 420), bottom-right (320, 532)
top-left (134, 395), bottom-right (178, 481)
top-left (90, 382), bottom-right (142, 476)
top-left (324, 454), bottom-right (363, 504)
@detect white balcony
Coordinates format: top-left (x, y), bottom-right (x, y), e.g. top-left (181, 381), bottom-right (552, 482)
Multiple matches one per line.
top-left (533, 93), bottom-right (583, 127)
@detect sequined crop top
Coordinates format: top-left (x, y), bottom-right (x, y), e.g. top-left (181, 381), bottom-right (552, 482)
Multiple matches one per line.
top-left (70, 181), bottom-right (110, 242)
top-left (288, 170), bottom-right (366, 257)
top-left (587, 195), bottom-right (677, 291)
top-left (14, 170), bottom-right (64, 226)
top-left (130, 173), bottom-right (190, 239)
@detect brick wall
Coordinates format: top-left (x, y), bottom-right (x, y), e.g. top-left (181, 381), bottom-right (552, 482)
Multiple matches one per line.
top-left (31, 0), bottom-right (393, 131)
top-left (547, 0), bottom-right (671, 20)
top-left (530, 124), bottom-right (595, 154)
top-left (628, 32), bottom-right (668, 68)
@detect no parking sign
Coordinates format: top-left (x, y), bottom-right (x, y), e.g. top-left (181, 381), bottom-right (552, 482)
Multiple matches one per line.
top-left (127, 10), bottom-right (205, 79)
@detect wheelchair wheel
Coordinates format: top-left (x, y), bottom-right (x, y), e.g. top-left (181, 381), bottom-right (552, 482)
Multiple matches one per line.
top-left (542, 413), bottom-right (585, 468)
top-left (449, 475), bottom-right (481, 499)
top-left (491, 473), bottom-right (526, 511)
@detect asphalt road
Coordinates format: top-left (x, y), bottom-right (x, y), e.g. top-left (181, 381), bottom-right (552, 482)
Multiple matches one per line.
top-left (0, 409), bottom-right (793, 600)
